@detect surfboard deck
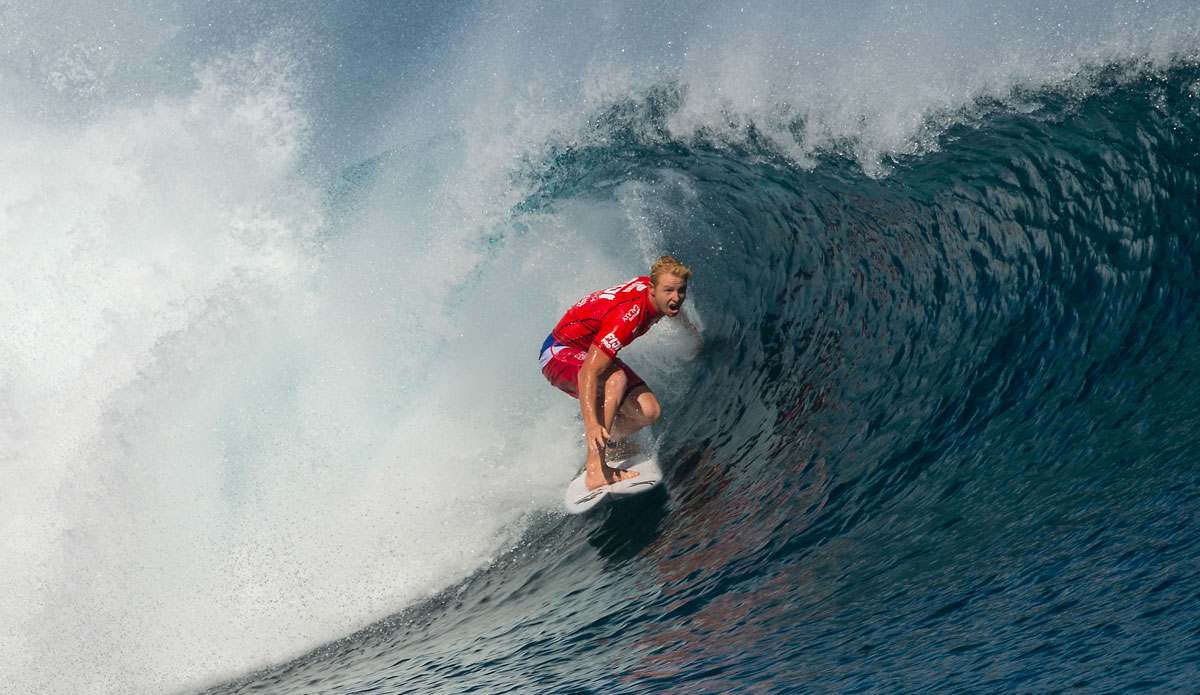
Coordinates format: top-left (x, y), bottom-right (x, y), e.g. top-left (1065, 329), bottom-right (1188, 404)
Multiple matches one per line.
top-left (564, 452), bottom-right (663, 514)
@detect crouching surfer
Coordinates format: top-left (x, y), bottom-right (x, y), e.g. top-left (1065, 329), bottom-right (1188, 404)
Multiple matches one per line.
top-left (539, 255), bottom-right (696, 490)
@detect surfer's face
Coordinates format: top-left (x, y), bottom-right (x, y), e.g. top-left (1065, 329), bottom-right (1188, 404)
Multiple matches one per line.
top-left (649, 273), bottom-right (687, 317)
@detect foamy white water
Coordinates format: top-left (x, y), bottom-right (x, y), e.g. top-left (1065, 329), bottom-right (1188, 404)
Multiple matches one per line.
top-left (2, 1), bottom-right (1196, 692)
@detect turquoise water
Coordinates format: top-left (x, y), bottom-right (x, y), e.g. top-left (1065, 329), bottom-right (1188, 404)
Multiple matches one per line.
top-left (2, 2), bottom-right (1198, 693)
top-left (209, 63), bottom-right (1200, 695)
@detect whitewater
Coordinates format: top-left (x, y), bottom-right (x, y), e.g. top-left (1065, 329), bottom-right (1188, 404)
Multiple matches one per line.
top-left (2, 2), bottom-right (1198, 693)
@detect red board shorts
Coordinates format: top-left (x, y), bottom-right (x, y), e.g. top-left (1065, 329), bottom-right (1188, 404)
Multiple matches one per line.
top-left (539, 334), bottom-right (645, 398)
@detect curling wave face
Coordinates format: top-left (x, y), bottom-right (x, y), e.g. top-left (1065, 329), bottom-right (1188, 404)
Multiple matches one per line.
top-left (210, 63), bottom-right (1200, 694)
top-left (3, 1), bottom-right (1199, 693)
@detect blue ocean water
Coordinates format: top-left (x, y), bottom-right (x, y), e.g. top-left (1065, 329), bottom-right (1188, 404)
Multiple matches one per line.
top-left (2, 2), bottom-right (1199, 694)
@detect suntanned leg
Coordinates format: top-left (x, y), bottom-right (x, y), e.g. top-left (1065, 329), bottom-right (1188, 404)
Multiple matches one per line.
top-left (606, 385), bottom-right (662, 460)
top-left (584, 368), bottom-right (642, 490)
top-left (609, 384), bottom-right (661, 439)
top-left (584, 383), bottom-right (664, 490)
top-left (600, 368), bottom-right (628, 433)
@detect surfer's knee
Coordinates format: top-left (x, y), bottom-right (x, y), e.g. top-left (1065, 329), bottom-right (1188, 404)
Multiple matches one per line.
top-left (637, 392), bottom-right (662, 425)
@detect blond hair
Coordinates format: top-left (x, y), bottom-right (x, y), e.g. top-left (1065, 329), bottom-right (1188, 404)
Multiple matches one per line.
top-left (650, 255), bottom-right (691, 284)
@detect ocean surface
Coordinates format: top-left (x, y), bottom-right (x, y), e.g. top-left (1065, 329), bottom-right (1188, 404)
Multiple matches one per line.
top-left (3, 2), bottom-right (1199, 694)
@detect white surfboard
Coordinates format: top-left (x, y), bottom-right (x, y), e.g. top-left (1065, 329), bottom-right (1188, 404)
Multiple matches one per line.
top-left (564, 452), bottom-right (663, 514)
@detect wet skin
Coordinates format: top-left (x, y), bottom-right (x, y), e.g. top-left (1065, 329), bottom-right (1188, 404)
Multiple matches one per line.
top-left (579, 272), bottom-right (687, 489)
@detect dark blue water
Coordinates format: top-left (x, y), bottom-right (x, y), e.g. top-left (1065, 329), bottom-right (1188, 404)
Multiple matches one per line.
top-left (6, 3), bottom-right (1200, 693)
top-left (199, 65), bottom-right (1200, 694)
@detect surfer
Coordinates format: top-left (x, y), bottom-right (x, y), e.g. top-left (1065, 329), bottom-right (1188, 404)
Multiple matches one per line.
top-left (540, 255), bottom-right (695, 490)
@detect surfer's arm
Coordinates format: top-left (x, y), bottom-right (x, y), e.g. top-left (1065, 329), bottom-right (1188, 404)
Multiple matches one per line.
top-left (578, 345), bottom-right (612, 454)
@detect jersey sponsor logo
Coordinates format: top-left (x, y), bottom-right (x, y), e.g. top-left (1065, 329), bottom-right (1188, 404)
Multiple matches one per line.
top-left (597, 279), bottom-right (648, 301)
top-left (601, 333), bottom-right (622, 353)
top-left (622, 305), bottom-right (640, 322)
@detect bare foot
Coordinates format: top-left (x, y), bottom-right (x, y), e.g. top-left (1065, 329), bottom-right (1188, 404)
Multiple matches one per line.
top-left (585, 464), bottom-right (640, 490)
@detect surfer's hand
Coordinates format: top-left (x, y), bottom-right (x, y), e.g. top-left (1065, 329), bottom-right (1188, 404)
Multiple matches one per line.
top-left (585, 424), bottom-right (610, 455)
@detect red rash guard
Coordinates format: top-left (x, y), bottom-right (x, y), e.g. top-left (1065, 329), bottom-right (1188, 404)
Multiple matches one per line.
top-left (540, 277), bottom-right (662, 396)
top-left (551, 276), bottom-right (662, 357)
